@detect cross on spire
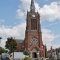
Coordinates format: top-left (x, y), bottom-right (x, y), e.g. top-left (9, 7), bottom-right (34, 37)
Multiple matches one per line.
top-left (30, 0), bottom-right (35, 12)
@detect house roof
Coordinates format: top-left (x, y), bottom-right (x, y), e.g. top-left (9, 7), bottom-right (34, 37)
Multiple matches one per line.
top-left (15, 39), bottom-right (24, 43)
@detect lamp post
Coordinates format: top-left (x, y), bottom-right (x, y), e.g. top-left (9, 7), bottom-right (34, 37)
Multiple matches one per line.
top-left (0, 37), bottom-right (2, 47)
top-left (0, 37), bottom-right (2, 44)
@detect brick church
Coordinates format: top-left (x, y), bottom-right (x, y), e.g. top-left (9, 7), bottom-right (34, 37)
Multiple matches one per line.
top-left (16, 0), bottom-right (47, 58)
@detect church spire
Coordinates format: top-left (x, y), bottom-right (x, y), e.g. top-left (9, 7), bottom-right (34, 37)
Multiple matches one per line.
top-left (30, 0), bottom-right (35, 12)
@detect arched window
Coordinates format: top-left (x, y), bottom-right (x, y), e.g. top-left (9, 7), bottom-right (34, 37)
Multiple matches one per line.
top-left (31, 19), bottom-right (37, 30)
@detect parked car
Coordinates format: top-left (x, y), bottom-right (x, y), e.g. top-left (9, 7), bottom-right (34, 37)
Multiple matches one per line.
top-left (1, 53), bottom-right (9, 60)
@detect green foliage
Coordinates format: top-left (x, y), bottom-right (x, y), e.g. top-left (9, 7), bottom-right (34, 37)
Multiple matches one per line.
top-left (24, 57), bottom-right (31, 60)
top-left (23, 50), bottom-right (30, 55)
top-left (0, 47), bottom-right (8, 54)
top-left (5, 37), bottom-right (17, 53)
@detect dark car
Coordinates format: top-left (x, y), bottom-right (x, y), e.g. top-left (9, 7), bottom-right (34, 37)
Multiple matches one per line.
top-left (1, 53), bottom-right (9, 60)
top-left (1, 57), bottom-right (9, 60)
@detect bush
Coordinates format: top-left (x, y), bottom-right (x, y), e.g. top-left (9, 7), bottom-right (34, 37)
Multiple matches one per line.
top-left (23, 50), bottom-right (29, 55)
top-left (24, 57), bottom-right (31, 60)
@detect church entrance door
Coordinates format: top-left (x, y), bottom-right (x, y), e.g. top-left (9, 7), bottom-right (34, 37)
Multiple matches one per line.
top-left (32, 52), bottom-right (37, 58)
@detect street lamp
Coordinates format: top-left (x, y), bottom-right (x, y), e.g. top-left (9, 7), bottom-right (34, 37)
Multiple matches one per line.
top-left (0, 37), bottom-right (2, 47)
top-left (0, 37), bottom-right (2, 43)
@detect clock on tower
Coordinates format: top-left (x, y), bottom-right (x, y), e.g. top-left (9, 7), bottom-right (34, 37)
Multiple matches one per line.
top-left (32, 14), bottom-right (35, 17)
top-left (31, 37), bottom-right (37, 43)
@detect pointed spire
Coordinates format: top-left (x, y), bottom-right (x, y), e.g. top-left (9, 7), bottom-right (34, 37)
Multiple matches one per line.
top-left (30, 0), bottom-right (35, 12)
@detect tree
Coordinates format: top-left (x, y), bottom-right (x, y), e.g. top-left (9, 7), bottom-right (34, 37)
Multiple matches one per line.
top-left (0, 47), bottom-right (8, 54)
top-left (5, 37), bottom-right (17, 60)
top-left (5, 37), bottom-right (17, 53)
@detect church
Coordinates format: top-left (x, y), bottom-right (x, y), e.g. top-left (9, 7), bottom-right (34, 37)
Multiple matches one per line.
top-left (16, 0), bottom-right (47, 58)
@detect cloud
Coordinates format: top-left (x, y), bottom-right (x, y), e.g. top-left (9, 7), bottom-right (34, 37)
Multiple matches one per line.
top-left (16, 0), bottom-right (31, 19)
top-left (37, 2), bottom-right (60, 21)
top-left (39, 2), bottom-right (60, 21)
top-left (0, 22), bottom-right (59, 50)
top-left (42, 28), bottom-right (58, 43)
top-left (19, 0), bottom-right (31, 11)
top-left (46, 42), bottom-right (60, 50)
top-left (16, 0), bottom-right (60, 21)
top-left (0, 23), bottom-right (26, 39)
top-left (0, 39), bottom-right (7, 48)
top-left (42, 28), bottom-right (59, 50)
top-left (16, 9), bottom-right (24, 19)
top-left (1, 23), bottom-right (58, 44)
top-left (0, 23), bottom-right (26, 48)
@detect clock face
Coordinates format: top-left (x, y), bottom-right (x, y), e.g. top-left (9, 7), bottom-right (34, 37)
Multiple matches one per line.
top-left (32, 14), bottom-right (35, 17)
top-left (31, 37), bottom-right (37, 43)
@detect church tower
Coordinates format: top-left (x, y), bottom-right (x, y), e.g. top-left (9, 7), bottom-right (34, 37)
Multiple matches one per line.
top-left (25, 0), bottom-right (47, 58)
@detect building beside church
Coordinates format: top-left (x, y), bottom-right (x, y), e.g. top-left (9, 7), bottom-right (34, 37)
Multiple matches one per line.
top-left (16, 0), bottom-right (47, 58)
top-left (48, 47), bottom-right (60, 60)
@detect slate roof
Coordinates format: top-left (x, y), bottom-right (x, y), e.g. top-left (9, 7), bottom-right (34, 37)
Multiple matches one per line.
top-left (15, 39), bottom-right (24, 43)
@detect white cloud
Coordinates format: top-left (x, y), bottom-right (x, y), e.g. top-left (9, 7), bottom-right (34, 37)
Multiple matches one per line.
top-left (52, 44), bottom-right (60, 49)
top-left (39, 2), bottom-right (60, 21)
top-left (42, 28), bottom-right (58, 44)
top-left (35, 2), bottom-right (40, 12)
top-left (0, 39), bottom-right (7, 48)
top-left (1, 23), bottom-right (57, 44)
top-left (0, 22), bottom-right (59, 50)
top-left (17, 0), bottom-right (60, 21)
top-left (16, 0), bottom-right (31, 19)
top-left (46, 43), bottom-right (60, 50)
top-left (0, 23), bottom-right (26, 39)
top-left (0, 23), bottom-right (26, 48)
top-left (19, 0), bottom-right (31, 11)
top-left (16, 9), bottom-right (24, 19)
top-left (42, 28), bottom-right (59, 50)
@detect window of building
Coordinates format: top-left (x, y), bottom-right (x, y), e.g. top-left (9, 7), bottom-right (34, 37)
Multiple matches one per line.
top-left (31, 19), bottom-right (37, 30)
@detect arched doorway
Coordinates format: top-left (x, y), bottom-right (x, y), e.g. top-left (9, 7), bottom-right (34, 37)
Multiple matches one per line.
top-left (31, 48), bottom-right (39, 58)
top-left (32, 52), bottom-right (37, 58)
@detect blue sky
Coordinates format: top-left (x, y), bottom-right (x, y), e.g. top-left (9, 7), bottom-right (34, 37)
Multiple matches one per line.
top-left (0, 0), bottom-right (60, 50)
top-left (0, 0), bottom-right (20, 26)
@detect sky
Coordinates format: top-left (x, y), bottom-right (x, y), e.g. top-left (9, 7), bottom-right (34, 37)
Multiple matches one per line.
top-left (0, 0), bottom-right (60, 50)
